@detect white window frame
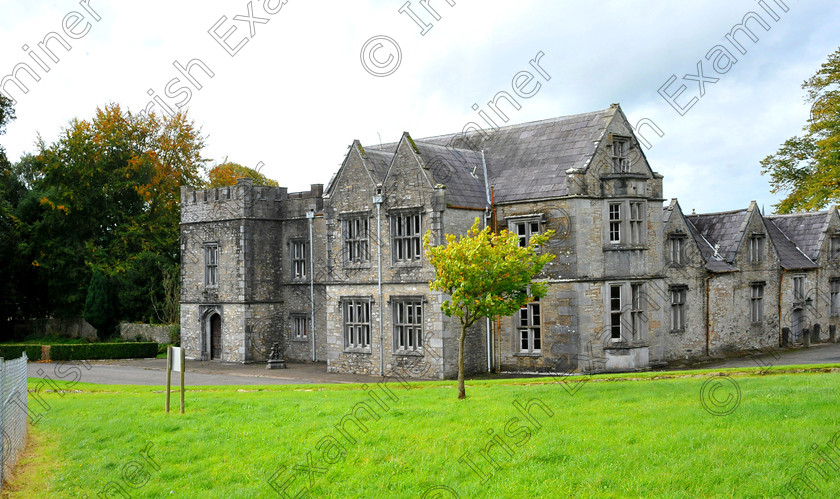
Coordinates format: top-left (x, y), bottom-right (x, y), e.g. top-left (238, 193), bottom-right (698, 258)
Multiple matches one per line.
top-left (392, 212), bottom-right (422, 264)
top-left (204, 244), bottom-right (219, 287)
top-left (343, 298), bottom-right (371, 350)
top-left (393, 299), bottom-right (424, 353)
top-left (631, 283), bottom-right (645, 340)
top-left (608, 203), bottom-right (622, 244)
top-left (518, 298), bottom-right (541, 353)
top-left (609, 284), bottom-right (623, 340)
top-left (509, 218), bottom-right (541, 248)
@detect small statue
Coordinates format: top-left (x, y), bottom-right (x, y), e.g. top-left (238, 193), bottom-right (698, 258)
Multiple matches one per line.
top-left (267, 342), bottom-right (286, 369)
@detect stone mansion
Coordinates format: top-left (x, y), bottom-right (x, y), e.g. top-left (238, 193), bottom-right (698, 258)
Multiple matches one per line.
top-left (179, 104), bottom-right (840, 378)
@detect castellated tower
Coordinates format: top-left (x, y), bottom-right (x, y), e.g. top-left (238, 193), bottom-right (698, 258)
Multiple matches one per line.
top-left (180, 177), bottom-right (326, 363)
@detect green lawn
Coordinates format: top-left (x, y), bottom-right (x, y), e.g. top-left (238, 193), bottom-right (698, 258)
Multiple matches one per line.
top-left (12, 367), bottom-right (840, 498)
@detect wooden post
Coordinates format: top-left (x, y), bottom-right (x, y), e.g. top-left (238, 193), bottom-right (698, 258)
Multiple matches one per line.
top-left (165, 346), bottom-right (172, 413)
top-left (180, 347), bottom-right (186, 414)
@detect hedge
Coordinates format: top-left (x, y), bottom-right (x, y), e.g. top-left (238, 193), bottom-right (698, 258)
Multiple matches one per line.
top-left (0, 345), bottom-right (43, 361)
top-left (48, 343), bottom-right (158, 361)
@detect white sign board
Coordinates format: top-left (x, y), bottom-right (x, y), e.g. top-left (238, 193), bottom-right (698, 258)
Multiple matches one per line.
top-left (170, 347), bottom-right (182, 372)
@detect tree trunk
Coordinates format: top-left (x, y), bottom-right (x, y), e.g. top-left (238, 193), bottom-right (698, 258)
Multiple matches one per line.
top-left (458, 322), bottom-right (467, 399)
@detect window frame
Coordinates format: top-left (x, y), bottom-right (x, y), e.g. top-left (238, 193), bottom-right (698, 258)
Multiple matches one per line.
top-left (393, 298), bottom-right (424, 353)
top-left (608, 203), bottom-right (622, 244)
top-left (831, 279), bottom-right (840, 317)
top-left (342, 297), bottom-right (372, 351)
top-left (291, 314), bottom-right (308, 340)
top-left (291, 239), bottom-right (308, 280)
top-left (831, 236), bottom-right (840, 261)
top-left (391, 211), bottom-right (423, 264)
top-left (793, 274), bottom-right (806, 302)
top-left (749, 235), bottom-right (765, 264)
top-left (668, 234), bottom-right (685, 266)
top-left (750, 283), bottom-right (765, 324)
top-left (630, 283), bottom-right (645, 340)
top-left (609, 284), bottom-right (623, 341)
top-left (670, 286), bottom-right (687, 332)
top-left (204, 243), bottom-right (219, 288)
top-left (612, 136), bottom-right (631, 173)
top-left (342, 215), bottom-right (370, 266)
top-left (508, 217), bottom-right (542, 248)
top-left (517, 297), bottom-right (542, 354)
top-left (629, 202), bottom-right (645, 245)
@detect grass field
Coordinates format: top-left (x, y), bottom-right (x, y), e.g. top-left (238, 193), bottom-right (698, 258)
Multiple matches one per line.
top-left (7, 366), bottom-right (840, 498)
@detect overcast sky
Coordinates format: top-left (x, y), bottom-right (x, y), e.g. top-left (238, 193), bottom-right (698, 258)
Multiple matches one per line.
top-left (2, 0), bottom-right (839, 214)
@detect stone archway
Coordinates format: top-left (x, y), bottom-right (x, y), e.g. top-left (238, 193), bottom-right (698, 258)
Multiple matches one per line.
top-left (209, 313), bottom-right (222, 360)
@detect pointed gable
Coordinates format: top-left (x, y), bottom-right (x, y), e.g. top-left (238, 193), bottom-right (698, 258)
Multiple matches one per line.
top-left (766, 211), bottom-right (831, 262)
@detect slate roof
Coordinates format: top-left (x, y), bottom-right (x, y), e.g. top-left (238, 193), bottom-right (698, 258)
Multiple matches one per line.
top-left (684, 216), bottom-right (738, 272)
top-left (686, 210), bottom-right (748, 263)
top-left (766, 212), bottom-right (828, 261)
top-left (412, 141), bottom-right (488, 208)
top-left (362, 148), bottom-right (392, 183)
top-left (763, 217), bottom-right (819, 270)
top-left (369, 108), bottom-right (615, 204)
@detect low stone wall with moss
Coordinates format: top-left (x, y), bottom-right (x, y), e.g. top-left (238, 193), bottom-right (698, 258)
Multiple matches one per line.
top-left (119, 322), bottom-right (175, 344)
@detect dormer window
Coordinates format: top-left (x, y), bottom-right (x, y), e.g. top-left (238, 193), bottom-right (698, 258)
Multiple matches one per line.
top-left (612, 136), bottom-right (631, 173)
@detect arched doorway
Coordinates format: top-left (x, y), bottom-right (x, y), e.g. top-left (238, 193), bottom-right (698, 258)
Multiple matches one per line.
top-left (210, 313), bottom-right (222, 360)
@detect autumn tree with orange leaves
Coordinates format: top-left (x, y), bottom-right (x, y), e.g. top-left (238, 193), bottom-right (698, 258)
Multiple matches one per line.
top-left (20, 104), bottom-right (207, 329)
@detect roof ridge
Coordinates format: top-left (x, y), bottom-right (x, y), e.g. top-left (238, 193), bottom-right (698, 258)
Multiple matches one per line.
top-left (687, 208), bottom-right (748, 217)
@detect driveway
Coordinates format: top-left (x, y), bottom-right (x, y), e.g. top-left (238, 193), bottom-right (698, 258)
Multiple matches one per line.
top-left (27, 343), bottom-right (840, 386)
top-left (27, 359), bottom-right (375, 386)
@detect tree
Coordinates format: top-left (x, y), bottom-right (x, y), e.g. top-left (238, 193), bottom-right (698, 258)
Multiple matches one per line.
top-left (208, 161), bottom-right (278, 188)
top-left (424, 218), bottom-right (554, 399)
top-left (28, 104), bottom-right (207, 319)
top-left (762, 46), bottom-right (840, 213)
top-left (84, 268), bottom-right (116, 338)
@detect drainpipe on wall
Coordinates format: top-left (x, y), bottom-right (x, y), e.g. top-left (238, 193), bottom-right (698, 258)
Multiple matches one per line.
top-left (705, 274), bottom-right (711, 356)
top-left (374, 188), bottom-right (385, 376)
top-left (481, 150), bottom-right (493, 373)
top-left (307, 210), bottom-right (316, 362)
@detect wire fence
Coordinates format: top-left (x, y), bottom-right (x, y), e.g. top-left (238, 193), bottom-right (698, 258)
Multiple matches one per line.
top-left (0, 353), bottom-right (28, 489)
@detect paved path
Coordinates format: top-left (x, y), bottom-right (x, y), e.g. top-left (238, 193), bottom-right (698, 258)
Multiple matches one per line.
top-left (26, 343), bottom-right (840, 386)
top-left (27, 359), bottom-right (375, 386)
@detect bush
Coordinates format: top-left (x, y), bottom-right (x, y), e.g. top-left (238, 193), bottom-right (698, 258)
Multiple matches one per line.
top-left (49, 342), bottom-right (158, 361)
top-left (0, 345), bottom-right (42, 361)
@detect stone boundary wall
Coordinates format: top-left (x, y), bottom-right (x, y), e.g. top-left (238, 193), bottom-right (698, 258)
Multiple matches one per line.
top-left (10, 318), bottom-right (97, 340)
top-left (119, 322), bottom-right (174, 344)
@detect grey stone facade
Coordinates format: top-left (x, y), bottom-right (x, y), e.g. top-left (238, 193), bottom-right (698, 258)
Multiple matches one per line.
top-left (180, 104), bottom-right (840, 377)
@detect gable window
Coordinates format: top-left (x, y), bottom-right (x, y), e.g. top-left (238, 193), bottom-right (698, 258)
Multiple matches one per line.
top-left (343, 298), bottom-right (371, 350)
top-left (343, 216), bottom-right (370, 264)
top-left (670, 286), bottom-right (686, 331)
top-left (831, 236), bottom-right (840, 260)
top-left (793, 275), bottom-right (805, 301)
top-left (609, 285), bottom-right (622, 340)
top-left (831, 279), bottom-right (840, 316)
top-left (518, 298), bottom-right (541, 353)
top-left (609, 203), bottom-right (622, 244)
top-left (394, 299), bottom-right (423, 352)
top-left (749, 235), bottom-right (764, 264)
top-left (631, 284), bottom-right (645, 340)
top-left (205, 244), bottom-right (219, 287)
top-left (510, 219), bottom-right (541, 247)
top-left (612, 136), bottom-right (631, 173)
top-left (392, 212), bottom-right (422, 263)
top-left (629, 202), bottom-right (645, 244)
top-left (291, 240), bottom-right (307, 280)
top-left (669, 235), bottom-right (685, 266)
top-left (750, 283), bottom-right (765, 323)
top-left (291, 314), bottom-right (308, 340)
